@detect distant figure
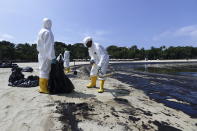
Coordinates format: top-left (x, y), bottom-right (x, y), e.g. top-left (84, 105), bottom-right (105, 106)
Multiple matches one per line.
top-left (63, 50), bottom-right (70, 73)
top-left (37, 18), bottom-right (56, 93)
top-left (83, 36), bottom-right (109, 93)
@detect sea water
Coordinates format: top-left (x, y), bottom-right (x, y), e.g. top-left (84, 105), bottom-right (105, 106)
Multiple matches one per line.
top-left (134, 63), bottom-right (197, 77)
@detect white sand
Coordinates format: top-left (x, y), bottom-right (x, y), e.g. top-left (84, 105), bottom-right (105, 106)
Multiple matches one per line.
top-left (0, 62), bottom-right (196, 131)
top-left (0, 65), bottom-right (62, 131)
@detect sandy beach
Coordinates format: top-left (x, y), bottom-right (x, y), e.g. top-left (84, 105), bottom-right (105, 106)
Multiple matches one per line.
top-left (0, 61), bottom-right (197, 131)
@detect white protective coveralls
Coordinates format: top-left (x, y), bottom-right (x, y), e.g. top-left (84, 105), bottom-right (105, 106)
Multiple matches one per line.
top-left (37, 18), bottom-right (55, 79)
top-left (63, 51), bottom-right (70, 68)
top-left (83, 37), bottom-right (109, 80)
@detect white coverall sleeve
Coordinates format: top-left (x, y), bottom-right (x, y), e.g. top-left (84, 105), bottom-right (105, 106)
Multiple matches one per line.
top-left (63, 52), bottom-right (66, 61)
top-left (63, 51), bottom-right (70, 68)
top-left (88, 49), bottom-right (95, 61)
top-left (67, 53), bottom-right (70, 60)
top-left (43, 31), bottom-right (55, 60)
top-left (37, 32), bottom-right (43, 53)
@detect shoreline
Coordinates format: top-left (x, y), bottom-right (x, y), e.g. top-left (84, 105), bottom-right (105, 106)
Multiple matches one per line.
top-left (14, 59), bottom-right (197, 67)
top-left (110, 59), bottom-right (197, 64)
top-left (0, 62), bottom-right (197, 130)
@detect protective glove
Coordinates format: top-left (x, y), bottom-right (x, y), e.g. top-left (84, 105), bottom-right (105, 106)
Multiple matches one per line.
top-left (90, 59), bottom-right (95, 65)
top-left (51, 59), bottom-right (57, 64)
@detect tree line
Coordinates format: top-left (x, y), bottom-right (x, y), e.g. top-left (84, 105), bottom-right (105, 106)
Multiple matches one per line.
top-left (0, 40), bottom-right (197, 62)
top-left (107, 45), bottom-right (197, 60)
top-left (0, 41), bottom-right (88, 62)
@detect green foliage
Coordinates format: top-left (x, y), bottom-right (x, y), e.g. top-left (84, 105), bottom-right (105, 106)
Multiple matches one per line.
top-left (15, 43), bottom-right (38, 61)
top-left (0, 41), bottom-right (15, 60)
top-left (106, 45), bottom-right (120, 58)
top-left (0, 40), bottom-right (197, 62)
top-left (54, 42), bottom-right (88, 60)
top-left (69, 43), bottom-right (88, 60)
top-left (0, 41), bottom-right (89, 62)
top-left (107, 45), bottom-right (197, 60)
top-left (55, 41), bottom-right (67, 57)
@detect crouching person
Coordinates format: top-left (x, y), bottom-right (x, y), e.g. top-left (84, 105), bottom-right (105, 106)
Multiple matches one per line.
top-left (37, 18), bottom-right (56, 93)
top-left (83, 37), bottom-right (109, 93)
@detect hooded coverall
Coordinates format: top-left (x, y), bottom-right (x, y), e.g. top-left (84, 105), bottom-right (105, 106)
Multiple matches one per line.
top-left (83, 37), bottom-right (109, 93)
top-left (37, 18), bottom-right (55, 93)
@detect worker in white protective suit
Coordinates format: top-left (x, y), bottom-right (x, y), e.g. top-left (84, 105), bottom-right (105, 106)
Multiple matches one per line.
top-left (83, 37), bottom-right (109, 93)
top-left (37, 18), bottom-right (56, 93)
top-left (63, 50), bottom-right (70, 73)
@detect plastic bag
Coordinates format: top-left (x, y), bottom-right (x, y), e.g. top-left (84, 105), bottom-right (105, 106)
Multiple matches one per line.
top-left (8, 66), bottom-right (38, 87)
top-left (48, 60), bottom-right (74, 94)
top-left (9, 67), bottom-right (24, 83)
top-left (22, 67), bottom-right (33, 72)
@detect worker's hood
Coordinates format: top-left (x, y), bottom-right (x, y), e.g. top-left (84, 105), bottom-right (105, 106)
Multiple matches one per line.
top-left (43, 18), bottom-right (52, 29)
top-left (83, 36), bottom-right (93, 47)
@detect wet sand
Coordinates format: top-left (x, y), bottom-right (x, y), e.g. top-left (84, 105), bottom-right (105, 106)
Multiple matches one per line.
top-left (0, 62), bottom-right (196, 131)
top-left (111, 63), bottom-right (197, 117)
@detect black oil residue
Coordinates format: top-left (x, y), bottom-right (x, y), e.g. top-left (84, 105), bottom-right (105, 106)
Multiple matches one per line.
top-left (111, 63), bottom-right (197, 118)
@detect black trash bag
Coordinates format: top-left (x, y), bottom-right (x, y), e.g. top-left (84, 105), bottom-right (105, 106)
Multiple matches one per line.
top-left (19, 75), bottom-right (39, 87)
top-left (8, 66), bottom-right (39, 87)
top-left (27, 75), bottom-right (39, 81)
top-left (0, 62), bottom-right (18, 68)
top-left (48, 60), bottom-right (74, 94)
top-left (22, 67), bottom-right (33, 72)
top-left (9, 66), bottom-right (24, 84)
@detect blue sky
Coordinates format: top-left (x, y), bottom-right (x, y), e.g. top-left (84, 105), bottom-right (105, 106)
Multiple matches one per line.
top-left (0, 0), bottom-right (197, 49)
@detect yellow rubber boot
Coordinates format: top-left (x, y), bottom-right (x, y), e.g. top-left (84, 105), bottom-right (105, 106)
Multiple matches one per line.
top-left (67, 67), bottom-right (70, 73)
top-left (98, 80), bottom-right (105, 93)
top-left (39, 78), bottom-right (49, 94)
top-left (64, 67), bottom-right (71, 73)
top-left (86, 76), bottom-right (97, 88)
top-left (64, 68), bottom-right (67, 74)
